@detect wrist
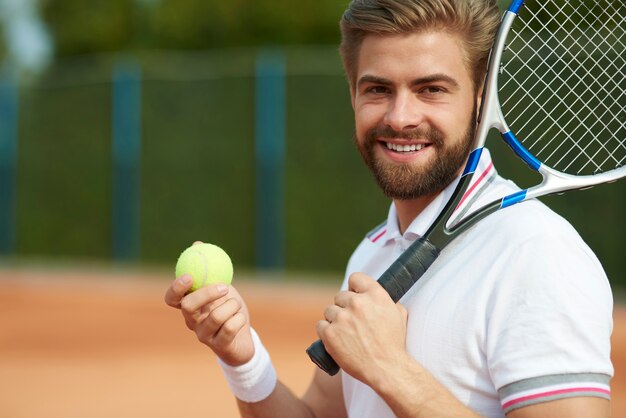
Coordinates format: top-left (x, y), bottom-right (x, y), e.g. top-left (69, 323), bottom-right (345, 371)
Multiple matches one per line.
top-left (371, 352), bottom-right (420, 398)
top-left (217, 327), bottom-right (277, 403)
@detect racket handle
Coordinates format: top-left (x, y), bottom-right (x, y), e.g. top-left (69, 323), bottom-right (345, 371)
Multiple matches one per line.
top-left (306, 237), bottom-right (441, 375)
top-left (378, 237), bottom-right (440, 302)
top-left (306, 339), bottom-right (340, 376)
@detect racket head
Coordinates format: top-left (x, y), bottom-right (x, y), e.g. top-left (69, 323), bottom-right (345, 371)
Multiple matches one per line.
top-left (478, 0), bottom-right (625, 186)
top-left (445, 0), bottom-right (624, 231)
top-left (502, 0), bottom-right (625, 177)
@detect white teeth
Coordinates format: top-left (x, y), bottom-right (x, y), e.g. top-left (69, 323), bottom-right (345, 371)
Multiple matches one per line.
top-left (386, 143), bottom-right (426, 152)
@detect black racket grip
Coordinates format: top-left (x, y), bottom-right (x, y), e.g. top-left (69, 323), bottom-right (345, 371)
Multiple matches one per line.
top-left (306, 237), bottom-right (441, 375)
top-left (306, 339), bottom-right (340, 375)
top-left (378, 237), bottom-right (441, 302)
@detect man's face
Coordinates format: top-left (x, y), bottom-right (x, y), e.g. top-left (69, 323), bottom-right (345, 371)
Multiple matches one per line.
top-left (352, 31), bottom-right (479, 200)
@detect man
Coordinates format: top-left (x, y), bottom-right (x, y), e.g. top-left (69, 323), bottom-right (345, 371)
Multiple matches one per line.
top-left (164, 1), bottom-right (613, 417)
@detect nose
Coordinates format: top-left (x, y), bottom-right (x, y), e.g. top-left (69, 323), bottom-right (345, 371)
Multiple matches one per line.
top-left (383, 91), bottom-right (423, 132)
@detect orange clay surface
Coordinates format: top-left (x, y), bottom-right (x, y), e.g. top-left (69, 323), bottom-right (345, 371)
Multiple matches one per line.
top-left (0, 266), bottom-right (624, 418)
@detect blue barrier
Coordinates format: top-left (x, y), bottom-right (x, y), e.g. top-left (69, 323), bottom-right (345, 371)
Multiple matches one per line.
top-left (255, 50), bottom-right (286, 270)
top-left (0, 74), bottom-right (18, 255)
top-left (112, 62), bottom-right (142, 261)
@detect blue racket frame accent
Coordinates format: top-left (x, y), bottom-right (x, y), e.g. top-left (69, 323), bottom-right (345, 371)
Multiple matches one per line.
top-left (502, 131), bottom-right (542, 171)
top-left (462, 148), bottom-right (483, 176)
top-left (508, 0), bottom-right (525, 13)
top-left (501, 190), bottom-right (528, 208)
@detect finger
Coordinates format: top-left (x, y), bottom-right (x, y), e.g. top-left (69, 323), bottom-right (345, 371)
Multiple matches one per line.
top-left (193, 240), bottom-right (204, 246)
top-left (180, 284), bottom-right (229, 315)
top-left (196, 297), bottom-right (242, 340)
top-left (323, 305), bottom-right (343, 323)
top-left (315, 319), bottom-right (331, 340)
top-left (211, 311), bottom-right (247, 347)
top-left (333, 290), bottom-right (352, 308)
top-left (348, 272), bottom-right (377, 293)
top-left (164, 275), bottom-right (194, 308)
top-left (183, 292), bottom-right (233, 331)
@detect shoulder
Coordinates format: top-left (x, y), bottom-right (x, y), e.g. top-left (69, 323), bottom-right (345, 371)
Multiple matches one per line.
top-left (451, 185), bottom-right (613, 332)
top-left (465, 174), bottom-right (599, 265)
top-left (465, 194), bottom-right (609, 291)
top-left (486, 198), bottom-right (582, 241)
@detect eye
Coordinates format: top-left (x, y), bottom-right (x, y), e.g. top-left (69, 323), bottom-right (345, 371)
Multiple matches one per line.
top-left (364, 85), bottom-right (390, 95)
top-left (420, 86), bottom-right (445, 95)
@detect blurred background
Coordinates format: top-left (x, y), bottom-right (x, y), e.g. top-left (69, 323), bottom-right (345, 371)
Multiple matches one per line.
top-left (0, 0), bottom-right (623, 417)
top-left (0, 0), bottom-right (623, 282)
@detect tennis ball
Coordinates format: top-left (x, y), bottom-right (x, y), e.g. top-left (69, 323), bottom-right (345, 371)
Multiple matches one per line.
top-left (176, 243), bottom-right (233, 293)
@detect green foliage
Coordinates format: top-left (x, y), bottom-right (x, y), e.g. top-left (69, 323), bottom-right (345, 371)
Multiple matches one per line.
top-left (42, 0), bottom-right (135, 55)
top-left (41, 0), bottom-right (346, 56)
top-left (36, 0), bottom-right (544, 57)
top-left (150, 0), bottom-right (344, 48)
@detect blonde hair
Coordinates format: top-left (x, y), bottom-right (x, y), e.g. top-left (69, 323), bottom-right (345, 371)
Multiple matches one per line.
top-left (339, 0), bottom-right (501, 90)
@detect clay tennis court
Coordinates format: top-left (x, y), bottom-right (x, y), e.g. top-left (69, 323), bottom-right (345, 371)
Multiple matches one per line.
top-left (0, 266), bottom-right (624, 417)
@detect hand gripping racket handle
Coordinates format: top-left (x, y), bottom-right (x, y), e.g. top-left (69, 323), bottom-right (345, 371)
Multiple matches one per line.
top-left (306, 237), bottom-right (441, 375)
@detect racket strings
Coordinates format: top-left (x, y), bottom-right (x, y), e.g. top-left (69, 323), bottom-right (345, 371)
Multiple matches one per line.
top-left (510, 2), bottom-right (623, 172)
top-left (513, 2), bottom-right (623, 173)
top-left (500, 0), bottom-right (625, 176)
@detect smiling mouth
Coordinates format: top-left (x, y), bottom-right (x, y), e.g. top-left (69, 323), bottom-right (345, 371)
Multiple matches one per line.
top-left (383, 142), bottom-right (429, 153)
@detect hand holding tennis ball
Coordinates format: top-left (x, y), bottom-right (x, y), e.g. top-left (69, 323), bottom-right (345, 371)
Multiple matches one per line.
top-left (175, 243), bottom-right (233, 293)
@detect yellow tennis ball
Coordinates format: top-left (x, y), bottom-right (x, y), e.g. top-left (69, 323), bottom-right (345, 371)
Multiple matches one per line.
top-left (175, 243), bottom-right (233, 292)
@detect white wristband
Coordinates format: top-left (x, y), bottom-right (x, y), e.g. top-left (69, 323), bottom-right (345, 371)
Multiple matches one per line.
top-left (217, 327), bottom-right (277, 403)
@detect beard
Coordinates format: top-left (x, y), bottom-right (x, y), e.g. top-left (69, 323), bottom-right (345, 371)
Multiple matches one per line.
top-left (355, 112), bottom-right (476, 200)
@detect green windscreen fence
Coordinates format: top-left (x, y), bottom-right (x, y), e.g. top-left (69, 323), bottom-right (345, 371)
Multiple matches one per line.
top-left (5, 47), bottom-right (624, 285)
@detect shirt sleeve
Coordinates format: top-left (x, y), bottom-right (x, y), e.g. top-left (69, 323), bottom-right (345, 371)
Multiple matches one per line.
top-left (484, 220), bottom-right (614, 414)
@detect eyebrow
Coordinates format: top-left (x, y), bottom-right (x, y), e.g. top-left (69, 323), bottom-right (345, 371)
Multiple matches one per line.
top-left (357, 73), bottom-right (460, 89)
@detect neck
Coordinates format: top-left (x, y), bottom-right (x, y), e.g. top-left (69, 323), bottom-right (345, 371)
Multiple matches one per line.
top-left (393, 192), bottom-right (439, 235)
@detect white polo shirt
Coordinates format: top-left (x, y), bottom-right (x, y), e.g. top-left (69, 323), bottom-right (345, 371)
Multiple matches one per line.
top-left (340, 149), bottom-right (613, 417)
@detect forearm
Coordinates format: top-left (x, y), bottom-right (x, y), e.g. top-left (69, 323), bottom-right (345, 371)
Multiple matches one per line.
top-left (237, 382), bottom-right (316, 418)
top-left (373, 355), bottom-right (480, 418)
top-left (220, 329), bottom-right (341, 418)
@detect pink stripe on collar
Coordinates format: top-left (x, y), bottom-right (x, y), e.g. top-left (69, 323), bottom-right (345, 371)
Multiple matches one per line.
top-left (371, 229), bottom-right (387, 243)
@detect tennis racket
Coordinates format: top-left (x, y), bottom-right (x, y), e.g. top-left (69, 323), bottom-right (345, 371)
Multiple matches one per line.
top-left (307, 0), bottom-right (625, 376)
